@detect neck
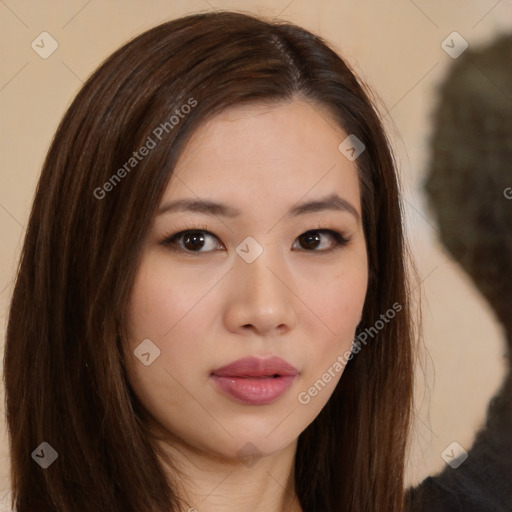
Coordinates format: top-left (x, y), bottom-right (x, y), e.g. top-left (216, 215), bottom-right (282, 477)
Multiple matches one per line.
top-left (150, 426), bottom-right (303, 512)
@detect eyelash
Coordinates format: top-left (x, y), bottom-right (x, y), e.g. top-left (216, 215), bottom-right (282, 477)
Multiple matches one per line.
top-left (160, 223), bottom-right (351, 255)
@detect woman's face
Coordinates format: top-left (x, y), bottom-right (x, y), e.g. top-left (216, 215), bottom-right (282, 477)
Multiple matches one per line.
top-left (124, 99), bottom-right (368, 463)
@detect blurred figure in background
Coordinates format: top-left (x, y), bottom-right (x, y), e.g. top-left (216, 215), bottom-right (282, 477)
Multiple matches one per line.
top-left (406, 33), bottom-right (512, 511)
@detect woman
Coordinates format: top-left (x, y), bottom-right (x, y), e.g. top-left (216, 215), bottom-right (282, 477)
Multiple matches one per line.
top-left (3, 10), bottom-right (499, 512)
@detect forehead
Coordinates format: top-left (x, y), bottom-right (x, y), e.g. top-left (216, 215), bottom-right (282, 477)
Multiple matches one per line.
top-left (164, 99), bottom-right (361, 216)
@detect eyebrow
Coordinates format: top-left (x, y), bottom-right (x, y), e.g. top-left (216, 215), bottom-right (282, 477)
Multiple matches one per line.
top-left (157, 193), bottom-right (360, 222)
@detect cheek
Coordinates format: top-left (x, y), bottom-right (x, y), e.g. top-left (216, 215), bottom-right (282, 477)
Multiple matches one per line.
top-left (310, 273), bottom-right (366, 334)
top-left (123, 257), bottom-right (210, 420)
top-left (127, 253), bottom-right (217, 342)
top-left (298, 252), bottom-right (368, 340)
top-left (125, 252), bottom-right (223, 399)
top-left (295, 254), bottom-right (368, 402)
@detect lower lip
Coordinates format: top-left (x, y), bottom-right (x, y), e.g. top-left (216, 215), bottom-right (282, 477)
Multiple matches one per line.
top-left (210, 375), bottom-right (297, 405)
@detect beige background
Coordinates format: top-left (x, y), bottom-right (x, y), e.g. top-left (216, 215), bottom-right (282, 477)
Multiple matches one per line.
top-left (1, 0), bottom-right (510, 495)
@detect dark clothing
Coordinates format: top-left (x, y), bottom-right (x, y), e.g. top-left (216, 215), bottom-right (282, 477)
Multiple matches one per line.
top-left (406, 371), bottom-right (512, 511)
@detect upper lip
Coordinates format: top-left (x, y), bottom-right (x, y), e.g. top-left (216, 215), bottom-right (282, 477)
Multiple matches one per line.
top-left (211, 356), bottom-right (299, 377)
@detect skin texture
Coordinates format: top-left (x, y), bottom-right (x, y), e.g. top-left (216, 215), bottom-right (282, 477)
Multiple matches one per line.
top-left (123, 99), bottom-right (368, 512)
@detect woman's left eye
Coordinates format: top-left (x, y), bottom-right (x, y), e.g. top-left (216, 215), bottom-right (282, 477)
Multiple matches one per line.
top-left (292, 229), bottom-right (349, 251)
top-left (161, 229), bottom-right (349, 254)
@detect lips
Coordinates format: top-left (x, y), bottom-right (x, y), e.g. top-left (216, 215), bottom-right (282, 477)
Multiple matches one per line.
top-left (211, 356), bottom-right (299, 378)
top-left (210, 356), bottom-right (299, 405)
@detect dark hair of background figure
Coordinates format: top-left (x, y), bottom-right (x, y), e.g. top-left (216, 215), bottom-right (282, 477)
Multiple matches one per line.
top-left (405, 33), bottom-right (512, 511)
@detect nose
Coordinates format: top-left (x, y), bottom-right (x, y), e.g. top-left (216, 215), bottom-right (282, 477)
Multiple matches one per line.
top-left (223, 247), bottom-right (298, 337)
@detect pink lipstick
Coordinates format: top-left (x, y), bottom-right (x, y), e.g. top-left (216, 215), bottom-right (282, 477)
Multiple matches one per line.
top-left (210, 356), bottom-right (298, 405)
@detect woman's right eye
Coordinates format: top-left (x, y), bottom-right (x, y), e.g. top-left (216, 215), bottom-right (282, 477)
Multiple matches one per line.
top-left (161, 230), bottom-right (225, 254)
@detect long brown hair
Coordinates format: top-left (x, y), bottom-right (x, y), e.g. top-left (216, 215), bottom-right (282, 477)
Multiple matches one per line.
top-left (3, 11), bottom-right (415, 512)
